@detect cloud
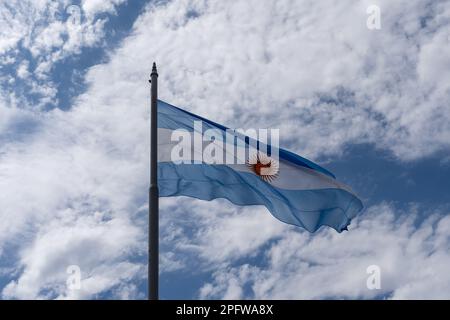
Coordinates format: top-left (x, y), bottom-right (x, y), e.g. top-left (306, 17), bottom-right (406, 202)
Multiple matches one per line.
top-left (159, 197), bottom-right (285, 270)
top-left (159, 199), bottom-right (450, 300)
top-left (197, 203), bottom-right (450, 299)
top-left (2, 212), bottom-right (143, 299)
top-left (85, 0), bottom-right (450, 161)
top-left (82, 0), bottom-right (126, 18)
top-left (0, 86), bottom-right (149, 298)
top-left (16, 61), bottom-right (30, 79)
top-left (0, 0), bottom-right (127, 108)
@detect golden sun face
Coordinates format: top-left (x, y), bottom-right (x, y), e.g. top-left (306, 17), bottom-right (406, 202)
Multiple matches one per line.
top-left (247, 152), bottom-right (279, 183)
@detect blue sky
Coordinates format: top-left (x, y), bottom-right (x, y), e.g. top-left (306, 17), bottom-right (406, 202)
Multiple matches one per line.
top-left (0, 0), bottom-right (449, 299)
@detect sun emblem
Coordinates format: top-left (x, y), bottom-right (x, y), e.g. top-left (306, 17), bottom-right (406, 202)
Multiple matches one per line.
top-left (247, 151), bottom-right (279, 182)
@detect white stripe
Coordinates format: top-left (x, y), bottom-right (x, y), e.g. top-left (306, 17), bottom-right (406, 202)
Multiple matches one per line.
top-left (157, 128), bottom-right (354, 193)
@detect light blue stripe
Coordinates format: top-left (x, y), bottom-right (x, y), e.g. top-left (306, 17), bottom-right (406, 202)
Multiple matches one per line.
top-left (157, 100), bottom-right (336, 179)
top-left (158, 162), bottom-right (363, 233)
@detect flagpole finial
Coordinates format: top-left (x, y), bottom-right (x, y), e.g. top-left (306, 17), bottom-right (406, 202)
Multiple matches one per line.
top-left (149, 62), bottom-right (158, 83)
top-left (151, 62), bottom-right (158, 76)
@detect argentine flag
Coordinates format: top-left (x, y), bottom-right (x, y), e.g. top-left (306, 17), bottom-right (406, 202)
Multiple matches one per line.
top-left (157, 100), bottom-right (363, 233)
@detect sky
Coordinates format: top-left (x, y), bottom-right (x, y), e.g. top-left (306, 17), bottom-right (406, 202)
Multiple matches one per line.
top-left (0, 0), bottom-right (449, 299)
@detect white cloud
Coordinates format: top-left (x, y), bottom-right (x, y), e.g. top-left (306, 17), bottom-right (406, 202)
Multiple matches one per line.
top-left (159, 200), bottom-right (450, 300)
top-left (0, 88), bottom-right (149, 298)
top-left (2, 212), bottom-right (143, 299)
top-left (198, 204), bottom-right (450, 299)
top-left (16, 60), bottom-right (30, 79)
top-left (159, 197), bottom-right (285, 268)
top-left (0, 0), bottom-right (127, 108)
top-left (83, 0), bottom-right (450, 161)
top-left (82, 0), bottom-right (126, 18)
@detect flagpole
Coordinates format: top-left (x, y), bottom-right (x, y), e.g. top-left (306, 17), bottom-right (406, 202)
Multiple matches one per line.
top-left (149, 62), bottom-right (159, 300)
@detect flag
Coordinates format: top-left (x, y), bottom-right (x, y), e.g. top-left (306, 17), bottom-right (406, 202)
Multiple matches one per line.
top-left (157, 100), bottom-right (363, 233)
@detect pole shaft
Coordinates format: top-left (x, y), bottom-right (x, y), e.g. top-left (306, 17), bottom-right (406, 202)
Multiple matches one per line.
top-left (149, 63), bottom-right (159, 300)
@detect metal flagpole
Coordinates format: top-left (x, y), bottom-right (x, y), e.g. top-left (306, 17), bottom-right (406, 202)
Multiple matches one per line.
top-left (149, 62), bottom-right (159, 300)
